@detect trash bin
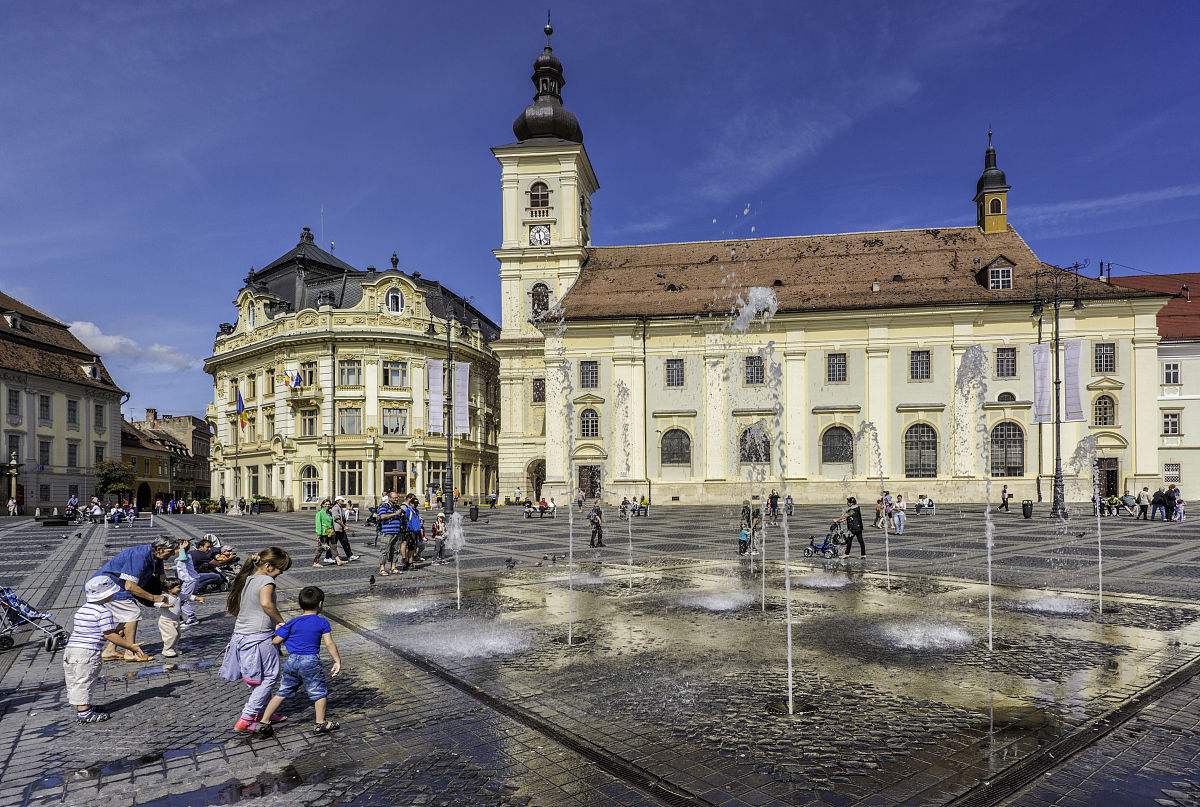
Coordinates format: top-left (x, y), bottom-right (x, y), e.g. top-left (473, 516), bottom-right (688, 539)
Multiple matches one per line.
top-left (1022, 499), bottom-right (1033, 519)
top-left (469, 502), bottom-right (479, 522)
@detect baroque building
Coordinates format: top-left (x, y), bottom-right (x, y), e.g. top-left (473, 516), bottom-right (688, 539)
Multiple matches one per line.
top-left (494, 26), bottom-right (1170, 504)
top-left (204, 229), bottom-right (500, 508)
top-left (0, 291), bottom-right (124, 511)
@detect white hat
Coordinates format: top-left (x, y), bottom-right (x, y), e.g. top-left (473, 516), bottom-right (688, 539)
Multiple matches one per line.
top-left (84, 575), bottom-right (121, 603)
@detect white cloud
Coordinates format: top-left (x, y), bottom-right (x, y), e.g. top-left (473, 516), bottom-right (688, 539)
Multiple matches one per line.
top-left (69, 321), bottom-right (198, 372)
top-left (1018, 184), bottom-right (1200, 238)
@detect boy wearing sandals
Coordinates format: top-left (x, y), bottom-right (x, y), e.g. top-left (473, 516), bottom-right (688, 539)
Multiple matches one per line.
top-left (254, 586), bottom-right (343, 735)
top-left (65, 577), bottom-right (147, 723)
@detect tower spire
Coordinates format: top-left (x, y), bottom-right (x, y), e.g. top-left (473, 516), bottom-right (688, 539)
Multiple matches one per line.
top-left (545, 9), bottom-right (553, 45)
top-left (511, 14), bottom-right (583, 143)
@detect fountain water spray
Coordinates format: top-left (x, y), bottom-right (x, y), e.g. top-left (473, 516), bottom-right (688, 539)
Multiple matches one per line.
top-left (552, 313), bottom-right (579, 645)
top-left (763, 341), bottom-right (795, 716)
top-left (445, 511), bottom-right (467, 610)
top-left (615, 380), bottom-right (634, 591)
top-left (1068, 434), bottom-right (1102, 614)
top-left (854, 421), bottom-right (890, 590)
top-left (953, 345), bottom-right (993, 651)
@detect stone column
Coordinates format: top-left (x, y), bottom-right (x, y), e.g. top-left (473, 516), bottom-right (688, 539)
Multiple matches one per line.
top-left (704, 354), bottom-right (728, 480)
top-left (411, 360), bottom-right (426, 434)
top-left (1131, 334), bottom-right (1161, 481)
top-left (544, 358), bottom-right (568, 486)
top-left (783, 349), bottom-right (807, 480)
top-left (865, 343), bottom-right (891, 478)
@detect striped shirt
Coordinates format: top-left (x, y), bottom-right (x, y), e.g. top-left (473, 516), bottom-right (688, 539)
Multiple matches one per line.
top-left (67, 603), bottom-right (117, 651)
top-left (377, 501), bottom-right (403, 535)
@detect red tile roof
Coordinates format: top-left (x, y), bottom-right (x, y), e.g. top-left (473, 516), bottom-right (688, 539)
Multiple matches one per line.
top-left (0, 291), bottom-right (124, 393)
top-left (1107, 273), bottom-right (1200, 341)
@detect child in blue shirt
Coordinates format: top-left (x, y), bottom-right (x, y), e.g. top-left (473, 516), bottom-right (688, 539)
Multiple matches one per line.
top-left (254, 586), bottom-right (343, 734)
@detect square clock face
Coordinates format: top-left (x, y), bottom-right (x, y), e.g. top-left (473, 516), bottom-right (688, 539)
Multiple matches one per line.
top-left (529, 224), bottom-right (550, 246)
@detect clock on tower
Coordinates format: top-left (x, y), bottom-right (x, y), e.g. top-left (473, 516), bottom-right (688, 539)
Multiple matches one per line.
top-left (529, 224), bottom-right (551, 246)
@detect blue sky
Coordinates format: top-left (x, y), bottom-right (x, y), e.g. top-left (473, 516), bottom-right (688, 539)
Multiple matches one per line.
top-left (2, 1), bottom-right (1197, 418)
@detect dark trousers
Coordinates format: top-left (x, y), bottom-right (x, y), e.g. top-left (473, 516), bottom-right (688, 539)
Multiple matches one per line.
top-left (1138, 504), bottom-right (1149, 520)
top-left (590, 526), bottom-right (604, 546)
top-left (332, 530), bottom-right (352, 559)
top-left (312, 537), bottom-right (334, 565)
top-left (1166, 503), bottom-right (1177, 521)
top-left (846, 528), bottom-right (865, 556)
top-left (1000, 498), bottom-right (1009, 512)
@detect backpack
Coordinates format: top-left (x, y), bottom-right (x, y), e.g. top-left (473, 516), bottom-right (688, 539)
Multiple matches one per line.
top-left (405, 506), bottom-right (422, 533)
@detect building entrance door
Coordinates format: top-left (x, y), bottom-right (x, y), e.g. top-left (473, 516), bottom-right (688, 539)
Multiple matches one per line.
top-left (1097, 457), bottom-right (1119, 497)
top-left (577, 465), bottom-right (602, 499)
top-left (383, 461), bottom-right (407, 494)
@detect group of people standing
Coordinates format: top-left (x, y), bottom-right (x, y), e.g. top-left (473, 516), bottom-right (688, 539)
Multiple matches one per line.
top-left (871, 491), bottom-right (907, 534)
top-left (153, 497), bottom-right (202, 515)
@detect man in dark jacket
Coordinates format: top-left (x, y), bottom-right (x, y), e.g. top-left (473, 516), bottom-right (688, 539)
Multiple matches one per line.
top-left (839, 497), bottom-right (866, 557)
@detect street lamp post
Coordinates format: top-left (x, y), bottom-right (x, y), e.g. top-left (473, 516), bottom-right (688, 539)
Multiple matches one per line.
top-left (1032, 262), bottom-right (1087, 519)
top-left (6, 451), bottom-right (20, 513)
top-left (427, 288), bottom-right (458, 516)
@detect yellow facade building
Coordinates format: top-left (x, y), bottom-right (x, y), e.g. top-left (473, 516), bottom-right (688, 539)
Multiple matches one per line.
top-left (494, 27), bottom-right (1170, 504)
top-left (205, 230), bottom-right (500, 509)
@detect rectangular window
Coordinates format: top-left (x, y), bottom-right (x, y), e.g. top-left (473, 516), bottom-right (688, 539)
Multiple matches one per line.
top-left (827, 353), bottom-right (847, 384)
top-left (38, 440), bottom-right (51, 466)
top-left (579, 360), bottom-right (599, 389)
top-left (94, 445), bottom-right (105, 464)
top-left (6, 434), bottom-right (20, 461)
top-left (245, 419), bottom-right (256, 442)
top-left (382, 360), bottom-right (409, 387)
top-left (300, 361), bottom-right (317, 386)
top-left (229, 378), bottom-right (239, 400)
top-left (337, 360), bottom-right (362, 387)
top-left (909, 350), bottom-right (931, 381)
top-left (38, 484), bottom-right (50, 502)
top-left (67, 443), bottom-right (78, 468)
top-left (1094, 342), bottom-right (1116, 374)
top-left (144, 459), bottom-right (151, 474)
top-left (532, 377), bottom-right (546, 403)
top-left (988, 266), bottom-right (1012, 290)
top-left (1164, 362), bottom-right (1181, 385)
top-left (94, 403), bottom-right (105, 429)
top-left (665, 358), bottom-right (685, 387)
top-left (382, 407), bottom-right (408, 435)
top-left (266, 369), bottom-right (275, 391)
top-left (300, 408), bottom-right (318, 437)
top-left (66, 399), bottom-right (79, 426)
top-left (264, 416), bottom-right (274, 440)
top-left (1164, 412), bottom-right (1181, 435)
top-left (337, 461), bottom-right (363, 496)
top-left (744, 355), bottom-right (765, 385)
top-left (337, 407), bottom-right (362, 435)
top-left (995, 347), bottom-right (1017, 379)
top-left (248, 466), bottom-right (259, 496)
top-left (1164, 463), bottom-right (1182, 484)
top-left (6, 389), bottom-right (19, 417)
top-left (38, 394), bottom-right (51, 424)
top-left (246, 375), bottom-right (256, 399)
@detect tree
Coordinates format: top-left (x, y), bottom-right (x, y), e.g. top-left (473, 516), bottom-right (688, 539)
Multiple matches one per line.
top-left (95, 460), bottom-right (136, 496)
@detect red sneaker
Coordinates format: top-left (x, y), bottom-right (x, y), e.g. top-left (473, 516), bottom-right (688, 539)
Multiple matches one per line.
top-left (234, 717), bottom-right (257, 732)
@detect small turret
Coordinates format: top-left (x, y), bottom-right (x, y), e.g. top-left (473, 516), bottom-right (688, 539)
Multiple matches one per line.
top-left (974, 130), bottom-right (1011, 234)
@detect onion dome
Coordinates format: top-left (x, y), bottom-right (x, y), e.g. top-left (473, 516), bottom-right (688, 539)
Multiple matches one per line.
top-left (975, 129), bottom-right (1010, 198)
top-left (512, 16), bottom-right (584, 143)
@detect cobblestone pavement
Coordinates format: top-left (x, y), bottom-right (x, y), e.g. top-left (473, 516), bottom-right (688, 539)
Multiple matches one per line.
top-left (0, 504), bottom-right (1196, 806)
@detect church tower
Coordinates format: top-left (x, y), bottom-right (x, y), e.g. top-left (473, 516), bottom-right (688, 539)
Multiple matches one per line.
top-left (492, 17), bottom-right (599, 500)
top-left (974, 130), bottom-right (1011, 234)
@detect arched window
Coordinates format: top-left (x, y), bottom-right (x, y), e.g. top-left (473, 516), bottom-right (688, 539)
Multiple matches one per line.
top-left (997, 391), bottom-right (1016, 403)
top-left (1093, 395), bottom-right (1116, 426)
top-left (990, 422), bottom-right (1025, 477)
top-left (299, 464), bottom-right (320, 502)
top-left (904, 424), bottom-right (938, 478)
top-left (531, 283), bottom-right (550, 320)
top-left (247, 305), bottom-right (256, 330)
top-left (660, 429), bottom-right (691, 465)
top-left (821, 426), bottom-right (853, 464)
top-left (529, 182), bottom-right (550, 208)
top-left (580, 408), bottom-right (599, 438)
top-left (990, 198), bottom-right (1003, 214)
top-left (739, 424), bottom-right (770, 464)
top-left (386, 289), bottom-right (403, 313)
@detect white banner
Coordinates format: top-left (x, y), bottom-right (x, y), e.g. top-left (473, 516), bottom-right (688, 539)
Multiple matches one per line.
top-left (1063, 339), bottom-right (1085, 422)
top-left (453, 362), bottom-right (470, 436)
top-left (1032, 343), bottom-right (1051, 424)
top-left (427, 359), bottom-right (444, 434)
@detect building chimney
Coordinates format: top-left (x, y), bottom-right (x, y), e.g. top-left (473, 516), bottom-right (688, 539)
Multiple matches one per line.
top-left (145, 408), bottom-right (157, 423)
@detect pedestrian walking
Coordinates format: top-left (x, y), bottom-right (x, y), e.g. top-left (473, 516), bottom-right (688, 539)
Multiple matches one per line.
top-left (1136, 487), bottom-right (1151, 520)
top-left (1166, 485), bottom-right (1180, 522)
top-left (892, 495), bottom-right (907, 534)
top-left (1151, 488), bottom-right (1166, 521)
top-left (999, 485), bottom-right (1010, 512)
top-left (784, 494), bottom-right (794, 517)
top-left (589, 505), bottom-right (605, 548)
top-left (873, 498), bottom-right (883, 528)
top-left (64, 577), bottom-right (147, 723)
top-left (376, 492), bottom-right (405, 576)
top-left (330, 498), bottom-right (358, 561)
top-left (220, 546), bottom-right (292, 733)
top-left (252, 586), bottom-right (343, 736)
top-left (6, 497), bottom-right (16, 516)
top-left (838, 497), bottom-right (866, 557)
top-left (312, 499), bottom-right (342, 567)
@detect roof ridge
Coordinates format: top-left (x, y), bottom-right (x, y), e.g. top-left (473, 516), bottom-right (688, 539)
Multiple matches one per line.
top-left (589, 224), bottom-right (982, 251)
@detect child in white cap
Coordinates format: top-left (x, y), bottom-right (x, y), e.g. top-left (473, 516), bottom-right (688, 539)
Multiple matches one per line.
top-left (65, 577), bottom-right (146, 723)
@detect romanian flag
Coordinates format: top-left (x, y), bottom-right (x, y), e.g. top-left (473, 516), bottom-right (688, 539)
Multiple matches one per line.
top-left (236, 389), bottom-right (248, 430)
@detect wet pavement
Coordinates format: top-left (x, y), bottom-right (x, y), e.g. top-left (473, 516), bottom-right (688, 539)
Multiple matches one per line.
top-left (1, 504), bottom-right (1199, 806)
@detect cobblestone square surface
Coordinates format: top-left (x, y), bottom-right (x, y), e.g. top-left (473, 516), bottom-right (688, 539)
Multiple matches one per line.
top-left (2, 503), bottom-right (1199, 806)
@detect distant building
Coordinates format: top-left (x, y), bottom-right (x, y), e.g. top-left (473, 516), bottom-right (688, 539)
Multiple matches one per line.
top-left (1108, 273), bottom-right (1200, 495)
top-left (0, 291), bottom-right (124, 511)
top-left (128, 408), bottom-right (211, 500)
top-left (204, 229), bottom-right (500, 509)
top-left (120, 420), bottom-right (187, 509)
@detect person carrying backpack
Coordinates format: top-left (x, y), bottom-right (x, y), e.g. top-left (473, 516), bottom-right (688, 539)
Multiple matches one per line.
top-left (588, 505), bottom-right (605, 548)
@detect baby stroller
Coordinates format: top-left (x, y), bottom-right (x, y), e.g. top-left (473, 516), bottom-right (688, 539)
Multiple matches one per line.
top-left (0, 587), bottom-right (67, 652)
top-left (804, 520), bottom-right (849, 559)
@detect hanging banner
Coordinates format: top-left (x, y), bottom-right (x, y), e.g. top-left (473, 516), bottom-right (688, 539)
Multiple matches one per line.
top-left (453, 362), bottom-right (471, 436)
top-left (427, 359), bottom-right (444, 434)
top-left (1032, 343), bottom-right (1052, 424)
top-left (1063, 339), bottom-right (1085, 422)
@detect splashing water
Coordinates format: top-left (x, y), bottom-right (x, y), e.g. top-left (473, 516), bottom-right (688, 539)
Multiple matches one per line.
top-left (873, 621), bottom-right (975, 651)
top-left (678, 590), bottom-right (755, 612)
top-left (394, 618), bottom-right (534, 659)
top-left (616, 380), bottom-right (634, 590)
top-left (854, 421), bottom-right (890, 590)
top-left (553, 313), bottom-right (579, 645)
top-left (445, 512), bottom-right (466, 610)
top-left (794, 572), bottom-right (854, 590)
top-left (375, 597), bottom-right (443, 618)
top-left (1009, 596), bottom-right (1091, 616)
top-left (1068, 434), bottom-right (1104, 615)
top-left (953, 344), bottom-right (993, 651)
top-left (730, 287), bottom-right (779, 333)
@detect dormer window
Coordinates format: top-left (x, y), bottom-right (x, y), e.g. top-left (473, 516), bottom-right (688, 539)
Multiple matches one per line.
top-left (3, 312), bottom-right (21, 329)
top-left (386, 289), bottom-right (404, 313)
top-left (988, 266), bottom-right (1013, 290)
